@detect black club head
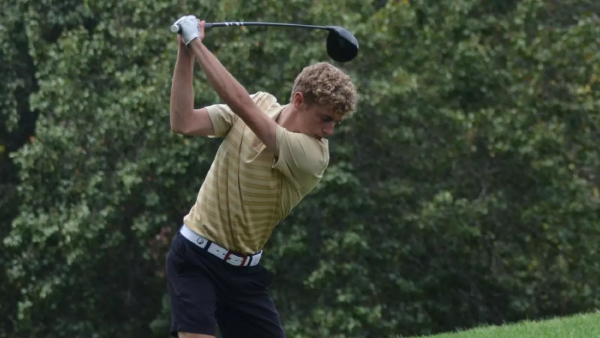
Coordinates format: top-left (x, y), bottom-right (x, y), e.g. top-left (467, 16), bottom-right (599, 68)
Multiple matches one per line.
top-left (325, 26), bottom-right (359, 62)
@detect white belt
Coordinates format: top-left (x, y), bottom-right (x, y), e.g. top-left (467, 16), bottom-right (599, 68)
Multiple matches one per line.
top-left (180, 224), bottom-right (262, 267)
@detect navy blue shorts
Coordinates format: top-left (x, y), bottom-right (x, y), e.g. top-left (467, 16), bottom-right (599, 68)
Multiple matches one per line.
top-left (166, 231), bottom-right (285, 338)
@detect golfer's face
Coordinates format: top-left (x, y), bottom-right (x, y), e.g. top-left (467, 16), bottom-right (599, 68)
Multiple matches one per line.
top-left (310, 107), bottom-right (341, 140)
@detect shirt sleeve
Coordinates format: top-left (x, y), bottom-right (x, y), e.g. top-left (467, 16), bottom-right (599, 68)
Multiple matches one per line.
top-left (206, 103), bottom-right (238, 138)
top-left (205, 92), bottom-right (265, 138)
top-left (272, 125), bottom-right (329, 191)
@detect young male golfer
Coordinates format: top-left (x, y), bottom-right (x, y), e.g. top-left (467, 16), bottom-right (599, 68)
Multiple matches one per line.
top-left (166, 15), bottom-right (358, 338)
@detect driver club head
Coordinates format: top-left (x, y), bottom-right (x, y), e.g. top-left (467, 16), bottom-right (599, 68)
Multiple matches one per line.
top-left (326, 26), bottom-right (359, 62)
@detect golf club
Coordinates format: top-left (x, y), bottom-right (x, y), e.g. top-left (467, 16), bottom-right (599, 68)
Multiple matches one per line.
top-left (170, 21), bottom-right (359, 62)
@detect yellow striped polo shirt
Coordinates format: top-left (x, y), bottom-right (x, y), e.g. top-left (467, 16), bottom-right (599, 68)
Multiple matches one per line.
top-left (183, 92), bottom-right (329, 254)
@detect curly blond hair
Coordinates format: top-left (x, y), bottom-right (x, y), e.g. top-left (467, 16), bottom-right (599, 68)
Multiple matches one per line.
top-left (290, 62), bottom-right (358, 118)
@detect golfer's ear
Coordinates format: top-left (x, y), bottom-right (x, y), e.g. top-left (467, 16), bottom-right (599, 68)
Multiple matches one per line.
top-left (291, 92), bottom-right (304, 107)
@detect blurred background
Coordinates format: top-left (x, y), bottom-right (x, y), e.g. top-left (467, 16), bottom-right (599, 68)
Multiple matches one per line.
top-left (1, 0), bottom-right (599, 337)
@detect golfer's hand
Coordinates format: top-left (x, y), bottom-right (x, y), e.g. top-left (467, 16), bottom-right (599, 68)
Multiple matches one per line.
top-left (173, 15), bottom-right (202, 46)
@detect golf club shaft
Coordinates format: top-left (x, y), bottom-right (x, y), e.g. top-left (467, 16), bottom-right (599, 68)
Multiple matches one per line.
top-left (171, 21), bottom-right (331, 33)
top-left (207, 22), bottom-right (329, 30)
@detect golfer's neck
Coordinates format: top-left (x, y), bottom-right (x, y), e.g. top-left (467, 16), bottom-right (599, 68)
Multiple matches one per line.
top-left (278, 105), bottom-right (302, 133)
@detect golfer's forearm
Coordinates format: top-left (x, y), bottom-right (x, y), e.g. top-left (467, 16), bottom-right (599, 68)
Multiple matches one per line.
top-left (170, 53), bottom-right (195, 131)
top-left (188, 41), bottom-right (255, 114)
top-left (188, 40), bottom-right (278, 150)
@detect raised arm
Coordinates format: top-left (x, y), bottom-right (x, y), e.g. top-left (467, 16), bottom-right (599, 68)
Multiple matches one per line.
top-left (169, 32), bottom-right (214, 136)
top-left (182, 18), bottom-right (280, 152)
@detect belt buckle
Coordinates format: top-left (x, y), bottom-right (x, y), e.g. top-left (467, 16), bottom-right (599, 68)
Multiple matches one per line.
top-left (224, 251), bottom-right (248, 267)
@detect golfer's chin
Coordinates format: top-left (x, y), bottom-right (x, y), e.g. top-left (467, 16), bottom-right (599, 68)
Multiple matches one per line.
top-left (298, 131), bottom-right (323, 140)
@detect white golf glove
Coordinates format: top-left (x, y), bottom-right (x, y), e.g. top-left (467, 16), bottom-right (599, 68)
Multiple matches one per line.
top-left (173, 15), bottom-right (201, 46)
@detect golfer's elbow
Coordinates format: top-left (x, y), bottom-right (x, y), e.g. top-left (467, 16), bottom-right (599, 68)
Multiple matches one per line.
top-left (170, 109), bottom-right (190, 134)
top-left (170, 124), bottom-right (185, 134)
top-left (170, 125), bottom-right (185, 134)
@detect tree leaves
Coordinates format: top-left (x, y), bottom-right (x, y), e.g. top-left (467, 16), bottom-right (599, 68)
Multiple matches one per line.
top-left (1, 0), bottom-right (600, 337)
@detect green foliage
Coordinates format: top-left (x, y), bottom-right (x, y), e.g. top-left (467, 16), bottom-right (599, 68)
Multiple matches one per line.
top-left (0, 2), bottom-right (39, 335)
top-left (1, 0), bottom-right (600, 337)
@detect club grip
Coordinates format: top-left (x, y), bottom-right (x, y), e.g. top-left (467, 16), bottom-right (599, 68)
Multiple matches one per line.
top-left (170, 22), bottom-right (213, 34)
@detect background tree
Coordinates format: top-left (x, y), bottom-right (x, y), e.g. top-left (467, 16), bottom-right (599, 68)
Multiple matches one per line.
top-left (2, 0), bottom-right (599, 337)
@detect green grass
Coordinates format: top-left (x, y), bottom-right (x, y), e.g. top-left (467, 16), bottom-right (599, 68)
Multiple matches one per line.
top-left (410, 312), bottom-right (600, 338)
